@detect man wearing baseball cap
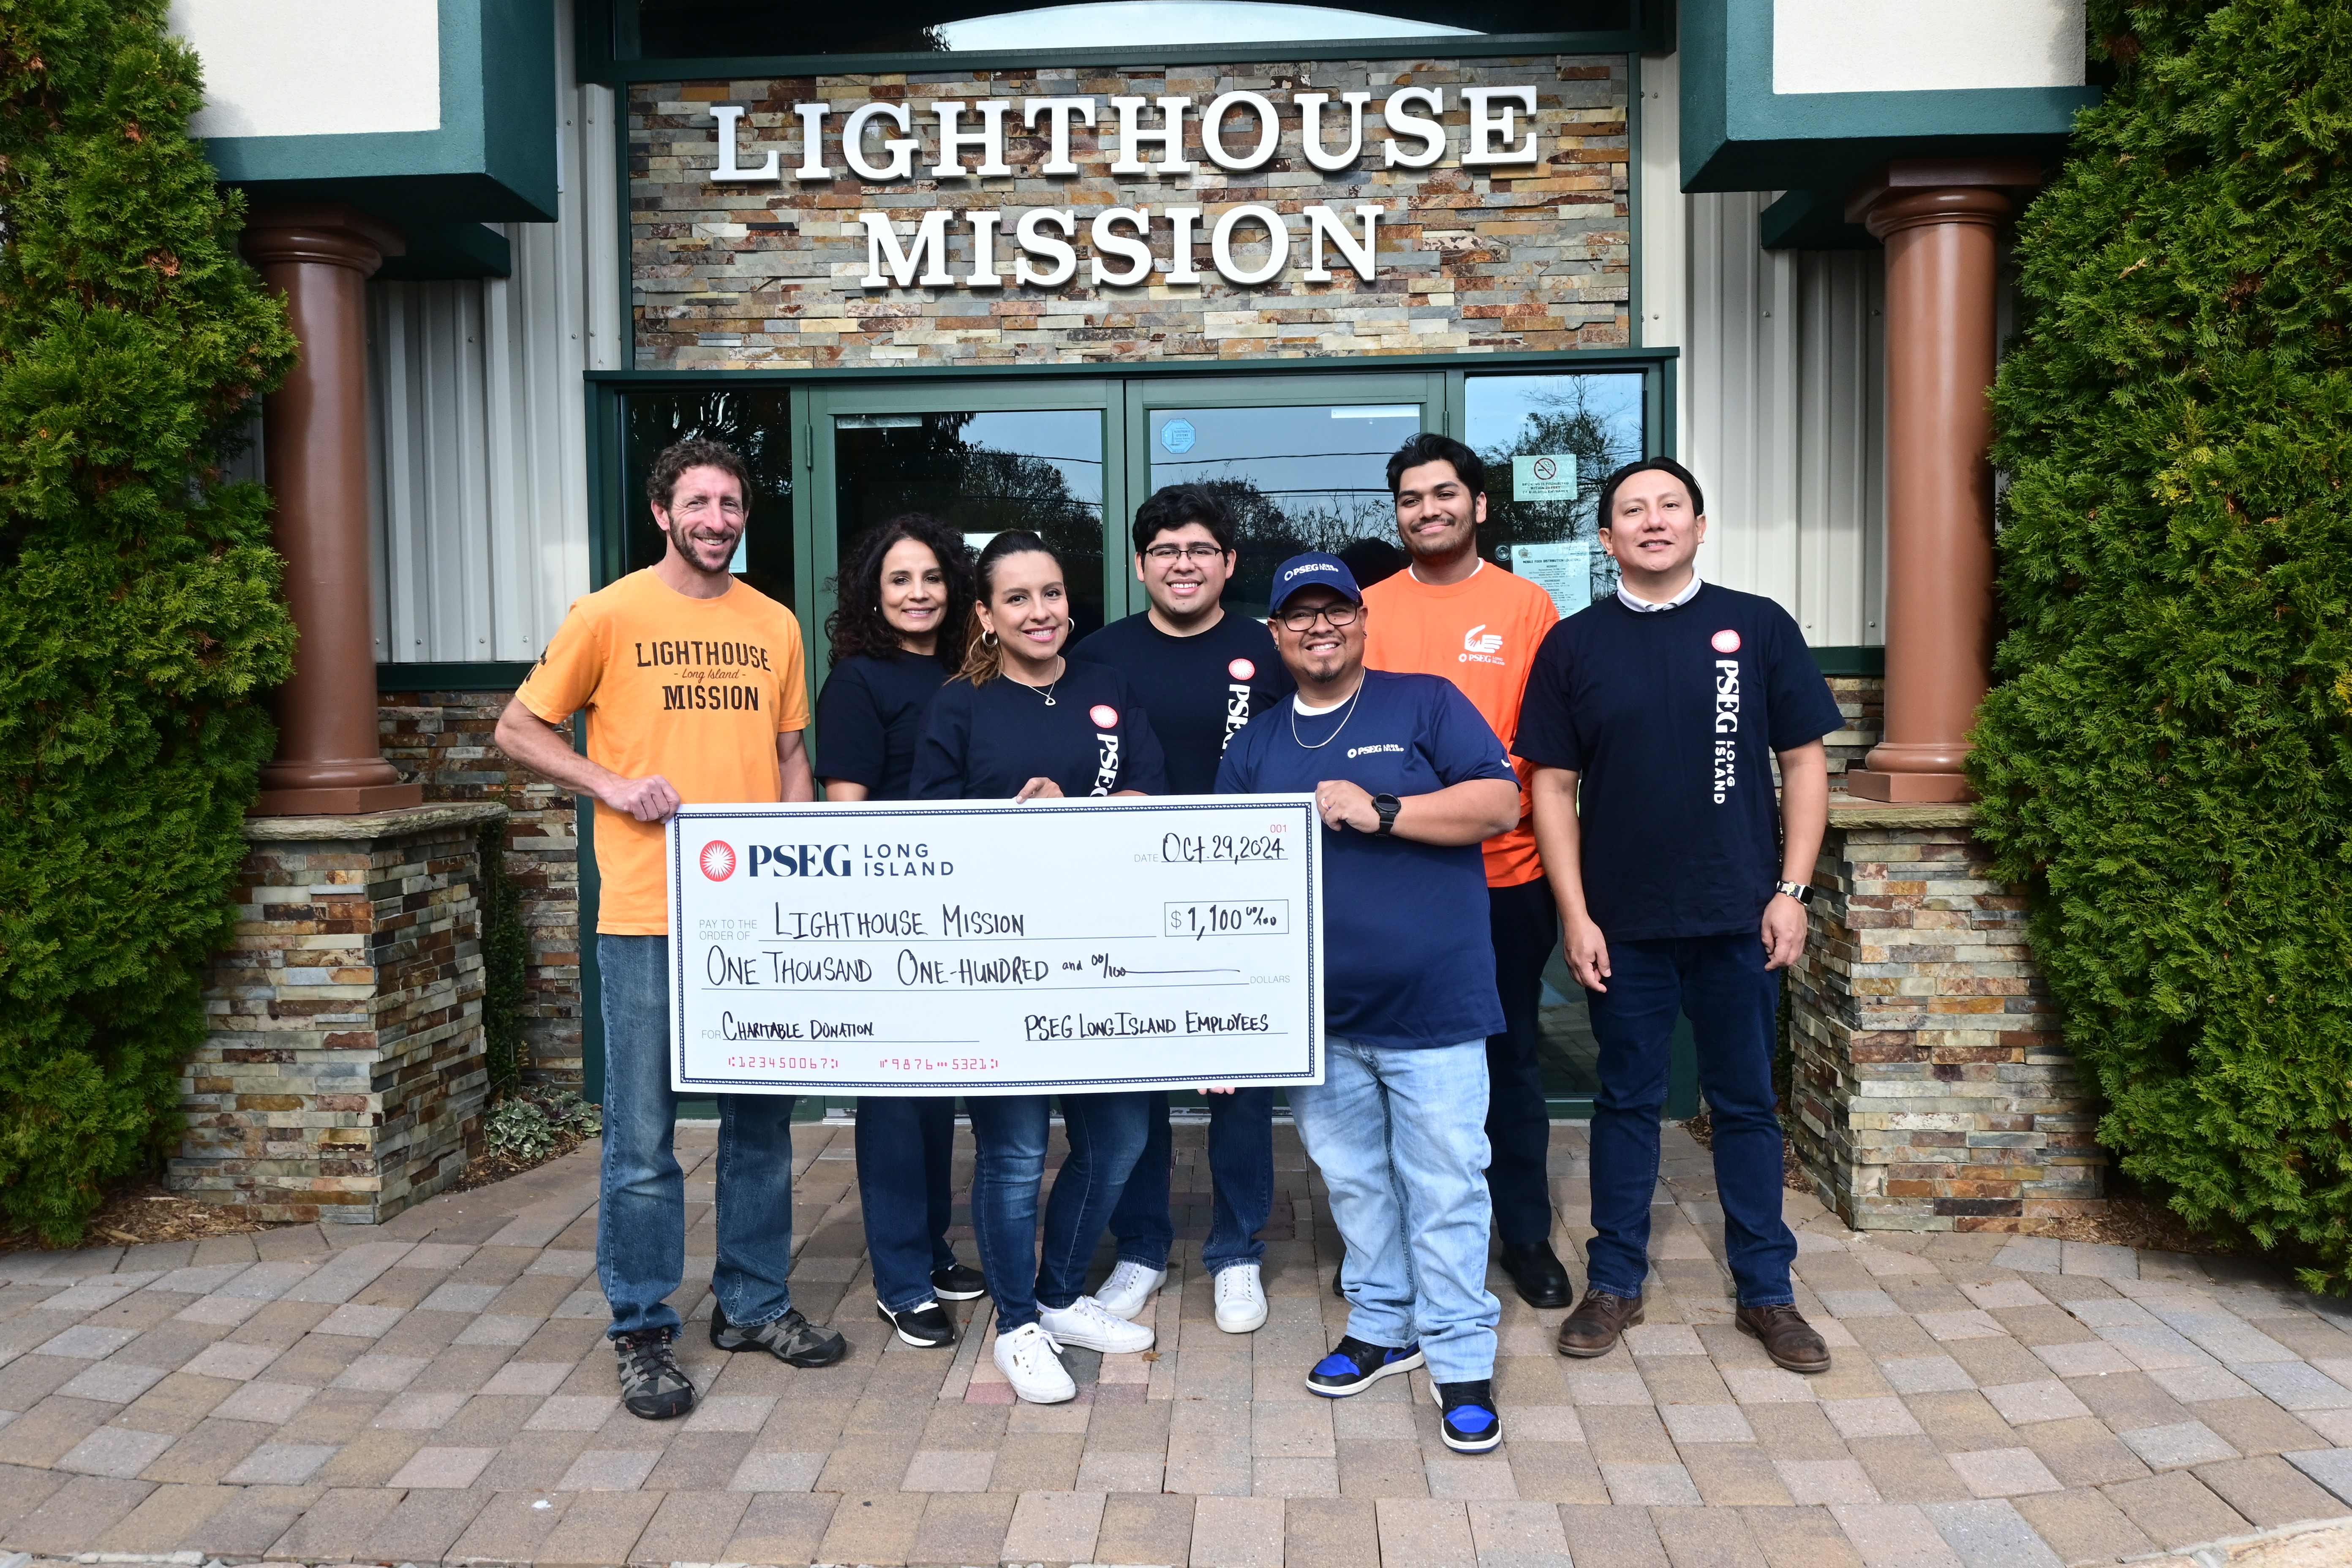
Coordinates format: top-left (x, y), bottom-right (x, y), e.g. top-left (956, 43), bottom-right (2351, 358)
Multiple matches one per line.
top-left (1217, 552), bottom-right (1524, 1453)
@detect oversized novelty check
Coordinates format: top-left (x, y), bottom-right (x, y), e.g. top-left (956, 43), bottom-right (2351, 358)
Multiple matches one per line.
top-left (666, 796), bottom-right (1323, 1095)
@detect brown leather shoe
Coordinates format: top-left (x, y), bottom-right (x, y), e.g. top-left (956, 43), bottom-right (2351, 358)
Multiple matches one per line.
top-left (1554, 1289), bottom-right (1644, 1358)
top-left (1737, 1304), bottom-right (1832, 1373)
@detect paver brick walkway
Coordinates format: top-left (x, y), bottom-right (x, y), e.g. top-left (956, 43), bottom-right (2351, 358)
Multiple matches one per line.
top-left (2, 1118), bottom-right (2349, 1566)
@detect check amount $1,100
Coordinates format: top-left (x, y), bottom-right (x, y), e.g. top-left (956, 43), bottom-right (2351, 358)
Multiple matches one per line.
top-left (1165, 900), bottom-right (1289, 940)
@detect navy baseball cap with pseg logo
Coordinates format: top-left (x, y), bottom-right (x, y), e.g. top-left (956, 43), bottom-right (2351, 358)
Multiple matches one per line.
top-left (1269, 552), bottom-right (1364, 612)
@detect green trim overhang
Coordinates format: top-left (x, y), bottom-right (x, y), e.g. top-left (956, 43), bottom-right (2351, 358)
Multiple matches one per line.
top-left (199, 0), bottom-right (557, 250)
top-left (1680, 0), bottom-right (2097, 200)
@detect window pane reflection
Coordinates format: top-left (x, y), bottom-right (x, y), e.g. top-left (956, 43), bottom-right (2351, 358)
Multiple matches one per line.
top-left (834, 408), bottom-right (1106, 642)
top-left (1466, 371), bottom-right (1644, 621)
top-left (1146, 403), bottom-right (1422, 622)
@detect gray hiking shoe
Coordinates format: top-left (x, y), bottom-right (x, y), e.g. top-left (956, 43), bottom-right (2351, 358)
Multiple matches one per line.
top-left (709, 1304), bottom-right (847, 1367)
top-left (612, 1328), bottom-right (695, 1420)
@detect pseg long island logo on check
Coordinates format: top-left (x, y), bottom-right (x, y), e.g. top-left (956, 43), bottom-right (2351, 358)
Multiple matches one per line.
top-left (667, 796), bottom-right (1323, 1095)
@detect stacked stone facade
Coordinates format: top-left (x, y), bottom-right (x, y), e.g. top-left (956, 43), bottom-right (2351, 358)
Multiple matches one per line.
top-left (1786, 802), bottom-right (2104, 1231)
top-left (1822, 673), bottom-right (1884, 778)
top-left (379, 688), bottom-right (585, 1088)
top-left (178, 803), bottom-right (506, 1223)
top-left (631, 56), bottom-right (1630, 370)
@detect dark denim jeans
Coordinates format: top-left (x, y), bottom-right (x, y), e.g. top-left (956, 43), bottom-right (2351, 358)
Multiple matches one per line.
top-left (966, 1091), bottom-right (1152, 1331)
top-left (1108, 1089), bottom-right (1276, 1275)
top-left (855, 1095), bottom-right (958, 1315)
top-left (1486, 877), bottom-right (1560, 1246)
top-left (1583, 932), bottom-right (1796, 1307)
top-left (596, 934), bottom-right (799, 1338)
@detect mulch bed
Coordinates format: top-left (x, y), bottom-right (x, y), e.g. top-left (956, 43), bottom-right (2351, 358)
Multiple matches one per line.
top-left (450, 1127), bottom-right (591, 1193)
top-left (0, 1178), bottom-right (271, 1253)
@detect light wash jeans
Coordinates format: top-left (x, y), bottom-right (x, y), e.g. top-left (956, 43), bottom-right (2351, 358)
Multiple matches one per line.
top-left (597, 934), bottom-right (800, 1338)
top-left (1290, 1035), bottom-right (1500, 1384)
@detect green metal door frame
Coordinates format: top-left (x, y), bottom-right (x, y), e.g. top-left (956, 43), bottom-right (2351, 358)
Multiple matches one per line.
top-left (579, 353), bottom-right (1691, 1119)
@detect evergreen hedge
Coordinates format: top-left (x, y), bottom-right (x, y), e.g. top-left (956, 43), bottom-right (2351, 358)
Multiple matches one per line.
top-left (0, 2), bottom-right (296, 1239)
top-left (1972, 0), bottom-right (2352, 1290)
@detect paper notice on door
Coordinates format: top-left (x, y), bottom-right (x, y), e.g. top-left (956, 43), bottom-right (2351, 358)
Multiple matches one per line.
top-left (1506, 540), bottom-right (1592, 620)
top-left (1512, 453), bottom-right (1579, 502)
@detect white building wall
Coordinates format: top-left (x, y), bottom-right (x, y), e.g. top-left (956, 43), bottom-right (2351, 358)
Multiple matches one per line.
top-left (368, 0), bottom-right (614, 665)
top-left (1681, 186), bottom-right (1886, 647)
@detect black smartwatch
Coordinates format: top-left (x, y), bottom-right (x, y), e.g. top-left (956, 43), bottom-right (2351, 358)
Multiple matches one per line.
top-left (1773, 879), bottom-right (1815, 905)
top-left (1371, 794), bottom-right (1402, 836)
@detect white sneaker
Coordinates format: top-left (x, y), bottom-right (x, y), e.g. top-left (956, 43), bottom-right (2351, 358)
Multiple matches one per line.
top-left (1214, 1262), bottom-right (1269, 1334)
top-left (992, 1322), bottom-right (1076, 1404)
top-left (1094, 1260), bottom-right (1168, 1320)
top-left (1038, 1294), bottom-right (1157, 1354)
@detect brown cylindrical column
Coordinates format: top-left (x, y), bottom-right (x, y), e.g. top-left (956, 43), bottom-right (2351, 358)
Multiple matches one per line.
top-left (242, 204), bottom-right (420, 816)
top-left (1843, 162), bottom-right (2035, 803)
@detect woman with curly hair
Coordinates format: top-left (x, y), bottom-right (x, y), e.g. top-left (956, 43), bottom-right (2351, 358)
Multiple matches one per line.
top-left (816, 513), bottom-right (985, 1352)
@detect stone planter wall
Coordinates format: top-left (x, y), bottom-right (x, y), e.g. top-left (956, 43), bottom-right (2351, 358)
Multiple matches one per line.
top-left (1785, 800), bottom-right (2106, 1231)
top-left (379, 687), bottom-right (584, 1089)
top-left (174, 801), bottom-right (507, 1223)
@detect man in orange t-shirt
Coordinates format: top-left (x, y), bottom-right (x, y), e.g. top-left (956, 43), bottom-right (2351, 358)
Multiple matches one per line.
top-left (1363, 433), bottom-right (1567, 1310)
top-left (495, 438), bottom-right (843, 1425)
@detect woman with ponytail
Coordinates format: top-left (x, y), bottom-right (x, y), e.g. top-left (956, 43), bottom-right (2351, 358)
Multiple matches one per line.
top-left (911, 531), bottom-right (1168, 1404)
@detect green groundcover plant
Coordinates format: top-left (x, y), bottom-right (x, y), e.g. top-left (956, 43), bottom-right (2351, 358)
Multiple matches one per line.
top-left (1972, 0), bottom-right (2352, 1290)
top-left (0, 2), bottom-right (296, 1240)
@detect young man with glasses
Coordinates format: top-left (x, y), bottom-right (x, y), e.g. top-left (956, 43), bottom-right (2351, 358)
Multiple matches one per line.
top-left (1070, 484), bottom-right (1294, 1334)
top-left (1361, 433), bottom-right (1571, 1310)
top-left (1218, 552), bottom-right (1522, 1452)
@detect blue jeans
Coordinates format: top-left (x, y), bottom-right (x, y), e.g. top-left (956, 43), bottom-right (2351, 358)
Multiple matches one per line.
top-left (966, 1091), bottom-right (1153, 1331)
top-left (1108, 1089), bottom-right (1276, 1275)
top-left (855, 1095), bottom-right (958, 1315)
top-left (1584, 932), bottom-right (1796, 1307)
top-left (596, 935), bottom-right (800, 1338)
top-left (1291, 1036), bottom-right (1499, 1385)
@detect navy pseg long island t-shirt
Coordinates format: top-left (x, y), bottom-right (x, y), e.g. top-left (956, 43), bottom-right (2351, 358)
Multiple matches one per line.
top-left (1216, 670), bottom-right (1514, 1050)
top-left (1070, 610), bottom-right (1294, 795)
top-left (911, 662), bottom-right (1169, 800)
top-left (814, 650), bottom-right (955, 801)
top-left (1511, 583), bottom-right (1843, 942)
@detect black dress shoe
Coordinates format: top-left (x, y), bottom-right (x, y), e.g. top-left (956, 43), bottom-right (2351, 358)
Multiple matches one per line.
top-left (1499, 1241), bottom-right (1572, 1309)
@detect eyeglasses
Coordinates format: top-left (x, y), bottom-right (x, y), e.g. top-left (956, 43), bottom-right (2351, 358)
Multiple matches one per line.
top-left (1143, 543), bottom-right (1227, 563)
top-left (1276, 603), bottom-right (1361, 632)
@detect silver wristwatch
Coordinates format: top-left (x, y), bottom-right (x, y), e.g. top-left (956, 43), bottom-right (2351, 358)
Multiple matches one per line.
top-left (1773, 879), bottom-right (1814, 905)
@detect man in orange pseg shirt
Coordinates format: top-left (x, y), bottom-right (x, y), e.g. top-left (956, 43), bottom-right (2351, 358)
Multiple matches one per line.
top-left (495, 438), bottom-right (844, 1425)
top-left (1363, 433), bottom-right (1567, 1311)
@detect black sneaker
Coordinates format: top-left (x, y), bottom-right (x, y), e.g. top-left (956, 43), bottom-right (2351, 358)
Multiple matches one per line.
top-left (1437, 1379), bottom-right (1503, 1453)
top-left (930, 1262), bottom-right (987, 1302)
top-left (1305, 1334), bottom-right (1424, 1397)
top-left (878, 1298), bottom-right (957, 1348)
top-left (709, 1304), bottom-right (847, 1367)
top-left (612, 1328), bottom-right (695, 1420)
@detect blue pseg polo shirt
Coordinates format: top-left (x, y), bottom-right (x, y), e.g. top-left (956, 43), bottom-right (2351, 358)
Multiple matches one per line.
top-left (1217, 670), bottom-right (1514, 1050)
top-left (1511, 583), bottom-right (1843, 941)
top-left (911, 662), bottom-right (1168, 800)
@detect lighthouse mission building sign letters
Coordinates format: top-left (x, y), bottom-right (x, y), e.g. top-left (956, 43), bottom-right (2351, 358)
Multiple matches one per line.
top-left (709, 87), bottom-right (1546, 291)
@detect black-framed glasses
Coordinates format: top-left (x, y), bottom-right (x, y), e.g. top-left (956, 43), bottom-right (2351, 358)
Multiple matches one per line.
top-left (1143, 543), bottom-right (1228, 562)
top-left (1276, 602), bottom-right (1362, 632)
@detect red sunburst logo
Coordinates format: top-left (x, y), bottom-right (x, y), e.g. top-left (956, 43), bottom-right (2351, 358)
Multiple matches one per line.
top-left (699, 841), bottom-right (738, 880)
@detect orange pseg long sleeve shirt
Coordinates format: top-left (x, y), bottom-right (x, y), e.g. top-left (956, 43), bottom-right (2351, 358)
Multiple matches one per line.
top-left (1362, 558), bottom-right (1560, 888)
top-left (514, 569), bottom-right (810, 936)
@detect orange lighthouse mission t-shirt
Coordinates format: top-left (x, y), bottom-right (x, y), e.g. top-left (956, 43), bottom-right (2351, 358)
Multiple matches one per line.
top-left (514, 569), bottom-right (811, 936)
top-left (1363, 560), bottom-right (1560, 888)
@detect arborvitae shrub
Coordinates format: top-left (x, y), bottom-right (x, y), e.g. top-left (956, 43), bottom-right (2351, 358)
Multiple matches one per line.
top-left (1972, 0), bottom-right (2352, 1290)
top-left (0, 2), bottom-right (297, 1239)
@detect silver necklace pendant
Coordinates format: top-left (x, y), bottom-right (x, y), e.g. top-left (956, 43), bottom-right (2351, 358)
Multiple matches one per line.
top-left (1042, 694), bottom-right (1056, 705)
